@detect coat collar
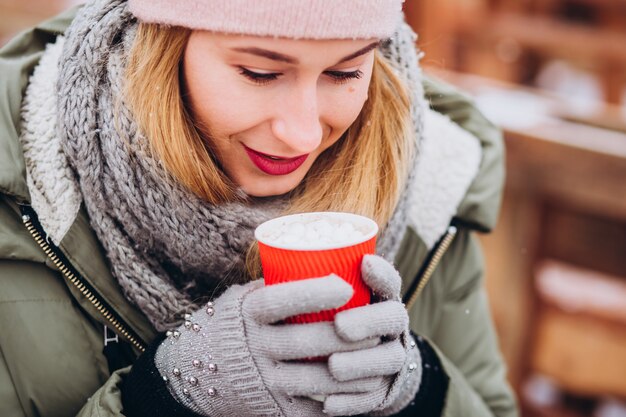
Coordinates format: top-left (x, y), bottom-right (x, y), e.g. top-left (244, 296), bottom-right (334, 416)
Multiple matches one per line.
top-left (0, 6), bottom-right (80, 204)
top-left (407, 108), bottom-right (482, 249)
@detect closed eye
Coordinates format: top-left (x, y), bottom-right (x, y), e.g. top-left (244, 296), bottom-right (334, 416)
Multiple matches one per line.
top-left (238, 67), bottom-right (364, 86)
top-left (238, 67), bottom-right (280, 85)
top-left (324, 69), bottom-right (363, 84)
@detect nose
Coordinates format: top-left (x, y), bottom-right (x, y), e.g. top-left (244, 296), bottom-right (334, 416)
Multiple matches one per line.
top-left (271, 85), bottom-right (323, 154)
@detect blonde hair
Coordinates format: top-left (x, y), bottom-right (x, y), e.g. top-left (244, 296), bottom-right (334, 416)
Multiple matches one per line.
top-left (125, 23), bottom-right (414, 278)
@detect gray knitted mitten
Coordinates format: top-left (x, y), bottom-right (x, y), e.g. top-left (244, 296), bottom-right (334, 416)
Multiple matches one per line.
top-left (154, 275), bottom-right (384, 416)
top-left (323, 255), bottom-right (422, 416)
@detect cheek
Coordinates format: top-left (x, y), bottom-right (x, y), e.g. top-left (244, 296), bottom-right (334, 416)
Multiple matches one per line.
top-left (323, 83), bottom-right (370, 130)
top-left (184, 54), bottom-right (263, 137)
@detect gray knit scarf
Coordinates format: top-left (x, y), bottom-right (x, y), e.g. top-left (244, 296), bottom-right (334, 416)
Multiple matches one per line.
top-left (56, 0), bottom-right (425, 331)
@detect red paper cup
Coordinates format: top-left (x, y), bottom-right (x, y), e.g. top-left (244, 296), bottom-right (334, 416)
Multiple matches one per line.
top-left (255, 212), bottom-right (378, 324)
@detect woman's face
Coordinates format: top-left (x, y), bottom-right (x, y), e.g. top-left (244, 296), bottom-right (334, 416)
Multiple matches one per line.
top-left (182, 31), bottom-right (377, 197)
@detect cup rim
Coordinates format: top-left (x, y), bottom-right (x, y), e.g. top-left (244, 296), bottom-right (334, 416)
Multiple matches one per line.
top-left (255, 211), bottom-right (379, 251)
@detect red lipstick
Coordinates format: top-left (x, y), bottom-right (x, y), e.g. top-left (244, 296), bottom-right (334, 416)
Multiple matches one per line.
top-left (244, 145), bottom-right (309, 176)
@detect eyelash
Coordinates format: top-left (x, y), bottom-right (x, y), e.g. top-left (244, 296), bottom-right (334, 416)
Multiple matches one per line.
top-left (238, 67), bottom-right (363, 86)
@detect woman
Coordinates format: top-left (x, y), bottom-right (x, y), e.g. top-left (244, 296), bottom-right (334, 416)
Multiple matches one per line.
top-left (0, 0), bottom-right (518, 416)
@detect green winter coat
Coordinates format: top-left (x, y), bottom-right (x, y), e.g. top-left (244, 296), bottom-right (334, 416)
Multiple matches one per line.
top-left (0, 7), bottom-right (518, 417)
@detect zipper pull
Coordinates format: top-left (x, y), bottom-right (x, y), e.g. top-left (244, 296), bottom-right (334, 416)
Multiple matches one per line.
top-left (104, 325), bottom-right (119, 346)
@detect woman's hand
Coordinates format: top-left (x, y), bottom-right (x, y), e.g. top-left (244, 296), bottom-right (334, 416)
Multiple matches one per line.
top-left (323, 255), bottom-right (423, 416)
top-left (154, 275), bottom-right (383, 417)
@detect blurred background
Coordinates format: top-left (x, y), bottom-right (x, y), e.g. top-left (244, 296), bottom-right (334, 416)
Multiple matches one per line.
top-left (404, 1), bottom-right (626, 416)
top-left (2, 1), bottom-right (625, 416)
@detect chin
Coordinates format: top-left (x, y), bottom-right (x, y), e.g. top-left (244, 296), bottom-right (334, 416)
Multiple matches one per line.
top-left (241, 179), bottom-right (300, 198)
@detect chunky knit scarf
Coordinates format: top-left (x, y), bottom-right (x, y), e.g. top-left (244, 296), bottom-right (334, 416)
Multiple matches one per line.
top-left (49, 0), bottom-right (426, 331)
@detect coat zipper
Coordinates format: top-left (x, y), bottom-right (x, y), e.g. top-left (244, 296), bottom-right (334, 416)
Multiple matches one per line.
top-left (404, 225), bottom-right (458, 310)
top-left (19, 205), bottom-right (147, 353)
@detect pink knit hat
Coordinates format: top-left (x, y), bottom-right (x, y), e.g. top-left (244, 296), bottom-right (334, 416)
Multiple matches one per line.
top-left (128, 0), bottom-right (405, 39)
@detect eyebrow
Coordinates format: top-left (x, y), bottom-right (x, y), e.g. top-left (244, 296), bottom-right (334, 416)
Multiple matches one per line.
top-left (230, 41), bottom-right (380, 65)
